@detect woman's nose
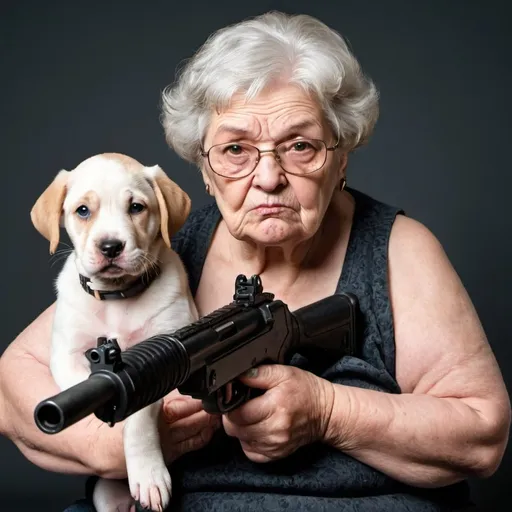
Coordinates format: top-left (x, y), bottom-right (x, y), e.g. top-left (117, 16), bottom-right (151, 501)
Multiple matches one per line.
top-left (251, 152), bottom-right (287, 191)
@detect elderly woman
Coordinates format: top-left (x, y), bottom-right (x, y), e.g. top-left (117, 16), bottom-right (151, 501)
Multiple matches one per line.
top-left (0, 11), bottom-right (509, 512)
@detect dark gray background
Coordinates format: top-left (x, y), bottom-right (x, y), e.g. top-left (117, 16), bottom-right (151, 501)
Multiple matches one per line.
top-left (1, 0), bottom-right (510, 510)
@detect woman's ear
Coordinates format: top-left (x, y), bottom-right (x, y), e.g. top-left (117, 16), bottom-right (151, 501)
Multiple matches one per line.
top-left (145, 165), bottom-right (192, 248)
top-left (30, 169), bottom-right (69, 254)
top-left (200, 169), bottom-right (214, 196)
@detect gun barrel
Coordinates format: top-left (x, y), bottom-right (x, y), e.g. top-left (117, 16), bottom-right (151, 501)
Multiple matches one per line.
top-left (34, 374), bottom-right (117, 434)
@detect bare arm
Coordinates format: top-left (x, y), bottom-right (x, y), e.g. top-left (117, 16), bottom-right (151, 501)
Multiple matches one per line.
top-left (324, 215), bottom-right (511, 487)
top-left (0, 304), bottom-right (127, 479)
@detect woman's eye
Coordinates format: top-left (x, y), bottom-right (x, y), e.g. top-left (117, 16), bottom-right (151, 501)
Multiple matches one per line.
top-left (76, 205), bottom-right (90, 218)
top-left (293, 141), bottom-right (312, 151)
top-left (226, 145), bottom-right (243, 155)
top-left (129, 202), bottom-right (145, 214)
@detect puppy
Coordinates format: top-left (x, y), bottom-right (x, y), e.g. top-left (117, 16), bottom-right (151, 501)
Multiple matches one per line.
top-left (31, 153), bottom-right (199, 512)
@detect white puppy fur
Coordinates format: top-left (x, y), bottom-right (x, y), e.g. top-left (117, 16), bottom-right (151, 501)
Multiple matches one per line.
top-left (31, 153), bottom-right (199, 512)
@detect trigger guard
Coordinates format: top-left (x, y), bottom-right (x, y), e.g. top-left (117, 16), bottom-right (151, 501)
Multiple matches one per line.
top-left (202, 381), bottom-right (252, 414)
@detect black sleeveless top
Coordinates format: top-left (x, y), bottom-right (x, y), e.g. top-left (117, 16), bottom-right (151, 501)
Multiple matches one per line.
top-left (166, 188), bottom-right (473, 511)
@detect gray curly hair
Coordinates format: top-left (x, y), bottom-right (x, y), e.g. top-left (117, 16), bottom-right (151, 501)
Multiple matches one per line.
top-left (160, 11), bottom-right (379, 165)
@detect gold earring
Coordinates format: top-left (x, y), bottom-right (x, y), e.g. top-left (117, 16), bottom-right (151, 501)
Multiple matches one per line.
top-left (205, 184), bottom-right (211, 195)
top-left (339, 177), bottom-right (346, 191)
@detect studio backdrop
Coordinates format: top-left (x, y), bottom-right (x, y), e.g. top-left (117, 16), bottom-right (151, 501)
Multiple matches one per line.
top-left (1, 1), bottom-right (510, 510)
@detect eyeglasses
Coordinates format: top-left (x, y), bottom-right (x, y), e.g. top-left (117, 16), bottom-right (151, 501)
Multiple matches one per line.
top-left (200, 138), bottom-right (339, 179)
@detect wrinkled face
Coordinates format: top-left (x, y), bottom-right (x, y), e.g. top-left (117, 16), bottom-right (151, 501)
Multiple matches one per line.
top-left (62, 160), bottom-right (161, 279)
top-left (201, 83), bottom-right (346, 246)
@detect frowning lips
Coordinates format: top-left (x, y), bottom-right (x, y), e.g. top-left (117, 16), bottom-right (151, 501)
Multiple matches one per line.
top-left (251, 203), bottom-right (292, 213)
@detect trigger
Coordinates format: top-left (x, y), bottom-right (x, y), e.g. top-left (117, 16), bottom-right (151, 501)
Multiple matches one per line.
top-left (202, 381), bottom-right (252, 414)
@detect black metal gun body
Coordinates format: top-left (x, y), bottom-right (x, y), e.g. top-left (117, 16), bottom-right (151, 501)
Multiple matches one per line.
top-left (34, 275), bottom-right (358, 435)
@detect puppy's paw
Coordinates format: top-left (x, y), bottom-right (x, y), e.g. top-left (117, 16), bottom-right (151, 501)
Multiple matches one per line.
top-left (128, 460), bottom-right (172, 512)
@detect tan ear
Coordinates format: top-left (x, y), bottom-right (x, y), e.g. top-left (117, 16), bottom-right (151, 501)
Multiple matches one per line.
top-left (147, 165), bottom-right (191, 248)
top-left (30, 170), bottom-right (69, 254)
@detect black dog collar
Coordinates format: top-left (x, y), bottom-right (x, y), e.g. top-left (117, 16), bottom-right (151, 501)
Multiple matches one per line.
top-left (78, 266), bottom-right (161, 301)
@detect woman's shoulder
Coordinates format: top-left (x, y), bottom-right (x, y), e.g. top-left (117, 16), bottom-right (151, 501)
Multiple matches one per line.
top-left (347, 187), bottom-right (405, 228)
top-left (351, 187), bottom-right (446, 267)
top-left (341, 187), bottom-right (405, 273)
top-left (346, 186), bottom-right (450, 289)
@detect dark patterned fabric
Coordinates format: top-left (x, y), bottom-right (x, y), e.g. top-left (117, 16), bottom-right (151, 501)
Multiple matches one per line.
top-left (70, 188), bottom-right (474, 511)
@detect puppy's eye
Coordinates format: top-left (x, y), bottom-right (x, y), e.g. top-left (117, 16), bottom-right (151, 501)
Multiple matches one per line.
top-left (129, 202), bottom-right (145, 214)
top-left (76, 205), bottom-right (90, 218)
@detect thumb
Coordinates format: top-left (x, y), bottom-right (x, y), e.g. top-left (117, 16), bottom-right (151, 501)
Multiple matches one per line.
top-left (238, 363), bottom-right (292, 390)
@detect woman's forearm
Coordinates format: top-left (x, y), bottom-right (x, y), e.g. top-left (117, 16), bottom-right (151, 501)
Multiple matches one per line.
top-left (323, 383), bottom-right (509, 488)
top-left (0, 344), bottom-right (127, 479)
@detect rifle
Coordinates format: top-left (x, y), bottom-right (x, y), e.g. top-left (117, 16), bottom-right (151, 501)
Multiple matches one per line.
top-left (34, 274), bottom-right (359, 434)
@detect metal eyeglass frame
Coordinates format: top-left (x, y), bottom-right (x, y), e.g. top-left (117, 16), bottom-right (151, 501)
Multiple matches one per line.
top-left (200, 138), bottom-right (340, 179)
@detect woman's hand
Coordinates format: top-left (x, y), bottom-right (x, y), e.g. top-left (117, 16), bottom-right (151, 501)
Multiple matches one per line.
top-left (160, 391), bottom-right (221, 463)
top-left (222, 364), bottom-right (334, 463)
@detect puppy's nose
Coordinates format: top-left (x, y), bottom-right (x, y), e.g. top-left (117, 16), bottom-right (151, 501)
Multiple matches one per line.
top-left (99, 239), bottom-right (125, 259)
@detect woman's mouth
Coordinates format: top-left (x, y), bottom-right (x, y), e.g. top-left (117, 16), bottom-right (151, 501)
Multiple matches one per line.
top-left (252, 204), bottom-right (289, 215)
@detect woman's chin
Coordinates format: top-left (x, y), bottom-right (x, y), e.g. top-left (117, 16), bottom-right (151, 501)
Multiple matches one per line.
top-left (245, 220), bottom-right (301, 246)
